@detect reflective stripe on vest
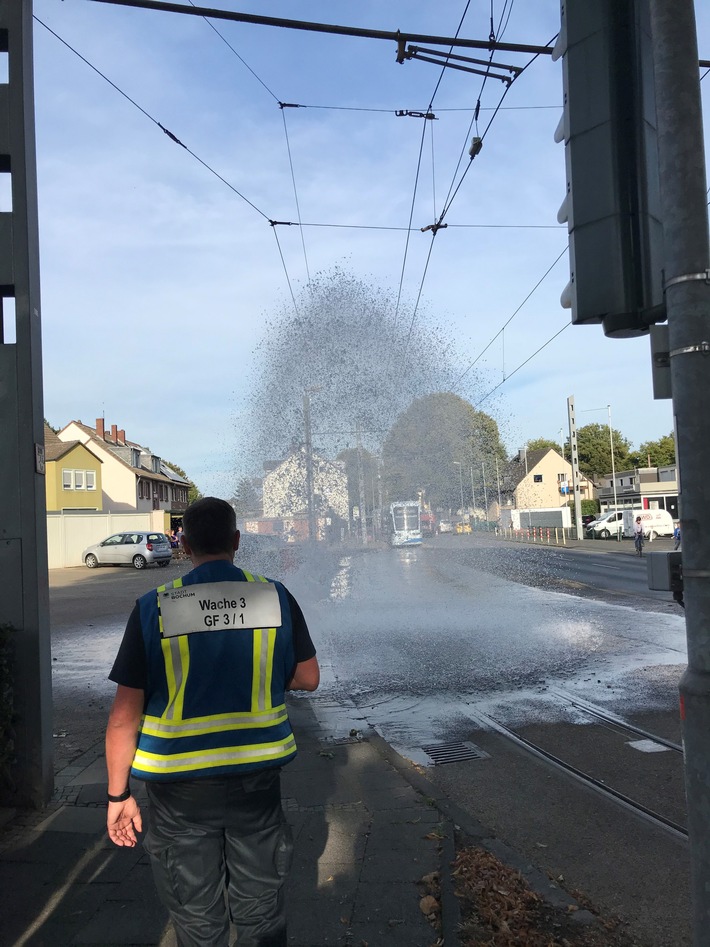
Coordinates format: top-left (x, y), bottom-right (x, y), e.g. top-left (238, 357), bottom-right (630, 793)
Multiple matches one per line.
top-left (133, 733), bottom-right (297, 775)
top-left (133, 569), bottom-right (295, 780)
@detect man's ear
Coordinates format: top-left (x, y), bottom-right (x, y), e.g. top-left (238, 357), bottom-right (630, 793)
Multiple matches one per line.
top-left (233, 530), bottom-right (241, 554)
top-left (180, 534), bottom-right (192, 557)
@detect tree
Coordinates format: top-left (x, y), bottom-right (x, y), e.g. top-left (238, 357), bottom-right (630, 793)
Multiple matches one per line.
top-left (629, 433), bottom-right (675, 468)
top-left (163, 459), bottom-right (202, 505)
top-left (245, 268), bottom-right (475, 466)
top-left (575, 423), bottom-right (631, 480)
top-left (231, 477), bottom-right (261, 518)
top-left (381, 393), bottom-right (506, 512)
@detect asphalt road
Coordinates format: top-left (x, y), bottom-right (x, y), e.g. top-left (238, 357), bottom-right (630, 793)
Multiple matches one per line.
top-left (48, 538), bottom-right (690, 946)
top-left (433, 531), bottom-right (682, 613)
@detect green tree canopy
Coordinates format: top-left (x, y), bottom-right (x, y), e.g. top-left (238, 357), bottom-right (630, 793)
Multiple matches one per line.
top-left (231, 477), bottom-right (261, 518)
top-left (381, 393), bottom-right (506, 511)
top-left (629, 433), bottom-right (675, 468)
top-left (575, 423), bottom-right (631, 479)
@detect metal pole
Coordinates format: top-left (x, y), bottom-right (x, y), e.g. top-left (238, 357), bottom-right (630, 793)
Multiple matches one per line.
top-left (567, 396), bottom-right (584, 539)
top-left (0, 0), bottom-right (53, 806)
top-left (356, 420), bottom-right (368, 546)
top-left (303, 391), bottom-right (316, 541)
top-left (481, 461), bottom-right (490, 530)
top-left (495, 456), bottom-right (502, 511)
top-left (454, 462), bottom-right (464, 518)
top-left (608, 405), bottom-right (618, 512)
top-left (469, 466), bottom-right (477, 528)
top-left (649, 3), bottom-right (710, 943)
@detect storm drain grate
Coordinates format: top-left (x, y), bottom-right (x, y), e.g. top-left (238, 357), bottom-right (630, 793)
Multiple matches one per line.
top-left (421, 741), bottom-right (489, 766)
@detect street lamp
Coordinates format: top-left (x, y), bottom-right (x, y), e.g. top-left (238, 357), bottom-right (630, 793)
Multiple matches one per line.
top-left (469, 467), bottom-right (477, 529)
top-left (583, 404), bottom-right (618, 514)
top-left (481, 461), bottom-right (490, 530)
top-left (453, 462), bottom-right (464, 518)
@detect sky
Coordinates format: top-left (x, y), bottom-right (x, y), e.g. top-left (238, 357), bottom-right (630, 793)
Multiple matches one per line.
top-left (28, 0), bottom-right (710, 495)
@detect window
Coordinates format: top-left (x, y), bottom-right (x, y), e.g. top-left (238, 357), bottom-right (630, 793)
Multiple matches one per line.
top-left (62, 468), bottom-right (95, 490)
top-left (131, 449), bottom-right (140, 467)
top-left (533, 474), bottom-right (543, 483)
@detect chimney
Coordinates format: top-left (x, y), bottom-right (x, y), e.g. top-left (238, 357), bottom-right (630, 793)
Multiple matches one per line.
top-left (118, 429), bottom-right (126, 445)
top-left (96, 418), bottom-right (105, 439)
top-left (111, 424), bottom-right (118, 442)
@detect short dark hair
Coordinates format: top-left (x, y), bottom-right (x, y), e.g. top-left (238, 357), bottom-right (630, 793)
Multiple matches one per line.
top-left (182, 497), bottom-right (237, 555)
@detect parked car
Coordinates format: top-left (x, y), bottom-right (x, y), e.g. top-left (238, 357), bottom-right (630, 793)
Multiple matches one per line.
top-left (455, 521), bottom-right (472, 534)
top-left (82, 532), bottom-right (172, 569)
top-left (438, 520), bottom-right (453, 534)
top-left (581, 514), bottom-right (597, 528)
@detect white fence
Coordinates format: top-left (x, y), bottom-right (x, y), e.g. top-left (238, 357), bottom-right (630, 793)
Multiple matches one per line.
top-left (47, 511), bottom-right (168, 569)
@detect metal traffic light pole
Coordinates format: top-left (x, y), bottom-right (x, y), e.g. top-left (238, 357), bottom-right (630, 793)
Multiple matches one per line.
top-left (649, 1), bottom-right (710, 942)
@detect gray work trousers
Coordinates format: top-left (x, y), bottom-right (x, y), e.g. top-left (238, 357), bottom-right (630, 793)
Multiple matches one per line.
top-left (143, 769), bottom-right (292, 947)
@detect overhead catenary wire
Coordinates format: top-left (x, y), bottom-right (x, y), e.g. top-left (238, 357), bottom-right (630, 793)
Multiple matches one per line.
top-left (280, 107), bottom-right (311, 282)
top-left (183, 0), bottom-right (312, 286)
top-left (34, 15), bottom-right (308, 310)
top-left (185, 0), bottom-right (279, 102)
top-left (456, 245), bottom-right (568, 384)
top-left (34, 16), bottom-right (271, 222)
top-left (394, 0), bottom-right (472, 330)
top-left (475, 321), bottom-right (571, 408)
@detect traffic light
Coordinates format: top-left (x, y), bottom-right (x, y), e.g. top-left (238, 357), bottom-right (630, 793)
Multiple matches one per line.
top-left (553, 0), bottom-right (666, 338)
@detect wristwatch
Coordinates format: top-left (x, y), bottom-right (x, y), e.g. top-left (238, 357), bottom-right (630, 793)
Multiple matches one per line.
top-left (107, 787), bottom-right (131, 803)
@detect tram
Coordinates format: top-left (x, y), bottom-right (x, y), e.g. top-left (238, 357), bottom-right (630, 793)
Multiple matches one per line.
top-left (390, 500), bottom-right (423, 547)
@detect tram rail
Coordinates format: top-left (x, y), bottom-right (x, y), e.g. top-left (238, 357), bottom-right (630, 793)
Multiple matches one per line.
top-left (468, 708), bottom-right (688, 842)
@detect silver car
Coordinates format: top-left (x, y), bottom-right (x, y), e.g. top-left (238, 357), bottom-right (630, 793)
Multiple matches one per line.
top-left (82, 531), bottom-right (172, 570)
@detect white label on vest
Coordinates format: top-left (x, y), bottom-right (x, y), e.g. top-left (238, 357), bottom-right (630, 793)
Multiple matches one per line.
top-left (158, 581), bottom-right (282, 637)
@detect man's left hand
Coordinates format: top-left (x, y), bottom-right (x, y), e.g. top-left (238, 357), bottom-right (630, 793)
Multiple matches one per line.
top-left (107, 797), bottom-right (143, 847)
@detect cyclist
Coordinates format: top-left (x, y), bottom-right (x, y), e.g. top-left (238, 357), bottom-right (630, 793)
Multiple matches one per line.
top-left (633, 515), bottom-right (645, 556)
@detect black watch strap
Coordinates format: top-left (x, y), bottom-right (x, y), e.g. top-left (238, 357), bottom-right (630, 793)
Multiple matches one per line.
top-left (107, 787), bottom-right (131, 803)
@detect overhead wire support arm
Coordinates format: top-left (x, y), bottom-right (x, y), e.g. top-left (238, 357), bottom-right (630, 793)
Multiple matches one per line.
top-left (403, 46), bottom-right (522, 85)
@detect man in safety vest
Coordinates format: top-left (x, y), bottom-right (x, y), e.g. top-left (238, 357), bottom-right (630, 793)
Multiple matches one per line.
top-left (105, 496), bottom-right (320, 947)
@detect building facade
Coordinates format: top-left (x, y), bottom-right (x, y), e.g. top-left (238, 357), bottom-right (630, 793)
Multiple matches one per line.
top-left (597, 465), bottom-right (678, 518)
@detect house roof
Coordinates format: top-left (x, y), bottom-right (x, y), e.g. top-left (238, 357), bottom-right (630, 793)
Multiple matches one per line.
top-left (44, 422), bottom-right (95, 463)
top-left (61, 420), bottom-right (173, 484)
top-left (505, 448), bottom-right (556, 489)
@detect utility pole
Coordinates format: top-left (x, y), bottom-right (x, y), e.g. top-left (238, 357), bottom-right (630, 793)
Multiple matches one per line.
top-left (649, 2), bottom-right (710, 942)
top-left (566, 397), bottom-right (583, 539)
top-left (481, 461), bottom-right (489, 530)
top-left (469, 467), bottom-right (477, 528)
top-left (607, 405), bottom-right (618, 513)
top-left (302, 390), bottom-right (316, 542)
top-left (0, 0), bottom-right (53, 807)
top-left (356, 420), bottom-right (368, 545)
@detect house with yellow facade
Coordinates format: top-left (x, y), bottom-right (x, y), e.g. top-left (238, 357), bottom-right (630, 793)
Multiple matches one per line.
top-left (44, 423), bottom-right (103, 512)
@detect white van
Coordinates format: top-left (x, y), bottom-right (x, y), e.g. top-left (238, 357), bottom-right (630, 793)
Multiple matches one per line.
top-left (586, 509), bottom-right (624, 539)
top-left (622, 509), bottom-right (674, 540)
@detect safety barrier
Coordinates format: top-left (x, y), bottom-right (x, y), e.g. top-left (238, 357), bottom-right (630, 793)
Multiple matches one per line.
top-left (494, 526), bottom-right (575, 546)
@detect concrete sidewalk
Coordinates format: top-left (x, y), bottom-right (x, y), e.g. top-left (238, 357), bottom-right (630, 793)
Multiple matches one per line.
top-left (0, 698), bottom-right (454, 947)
